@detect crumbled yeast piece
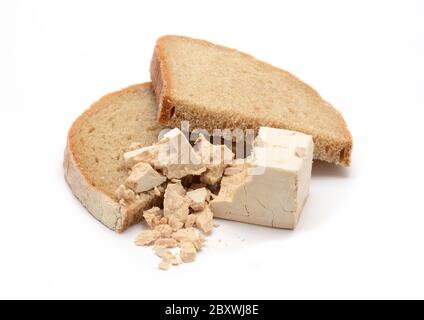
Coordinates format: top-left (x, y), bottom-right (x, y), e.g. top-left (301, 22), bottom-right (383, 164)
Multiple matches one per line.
top-left (164, 251), bottom-right (178, 263)
top-left (170, 258), bottom-right (181, 266)
top-left (153, 245), bottom-right (168, 258)
top-left (180, 242), bottom-right (197, 263)
top-left (124, 130), bottom-right (212, 171)
top-left (154, 238), bottom-right (178, 248)
top-left (171, 227), bottom-right (198, 243)
top-left (153, 128), bottom-right (207, 179)
top-left (162, 165), bottom-right (206, 180)
top-left (163, 182), bottom-right (191, 222)
top-left (123, 144), bottom-right (164, 168)
top-left (186, 188), bottom-right (209, 211)
top-left (185, 214), bottom-right (197, 228)
top-left (134, 230), bottom-right (161, 246)
top-left (168, 215), bottom-right (184, 231)
top-left (159, 259), bottom-right (170, 271)
top-left (195, 234), bottom-right (206, 251)
top-left (172, 228), bottom-right (205, 251)
top-left (193, 134), bottom-right (235, 185)
top-left (166, 180), bottom-right (185, 196)
top-left (194, 206), bottom-right (214, 233)
top-left (115, 184), bottom-right (126, 198)
top-left (193, 134), bottom-right (234, 165)
top-left (125, 162), bottom-right (166, 193)
top-left (143, 207), bottom-right (163, 229)
top-left (154, 243), bottom-right (181, 269)
top-left (136, 220), bottom-right (206, 269)
top-left (154, 224), bottom-right (173, 238)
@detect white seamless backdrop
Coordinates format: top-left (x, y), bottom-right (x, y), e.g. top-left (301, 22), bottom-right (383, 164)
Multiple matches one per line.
top-left (0, 0), bottom-right (423, 299)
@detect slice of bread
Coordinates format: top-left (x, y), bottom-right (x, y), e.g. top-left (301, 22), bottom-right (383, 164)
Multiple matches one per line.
top-left (150, 36), bottom-right (352, 166)
top-left (64, 83), bottom-right (165, 232)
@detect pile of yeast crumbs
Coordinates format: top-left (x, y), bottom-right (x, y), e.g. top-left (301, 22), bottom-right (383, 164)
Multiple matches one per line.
top-left (115, 128), bottom-right (237, 270)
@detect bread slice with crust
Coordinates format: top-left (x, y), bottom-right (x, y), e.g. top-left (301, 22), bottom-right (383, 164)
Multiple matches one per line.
top-left (64, 83), bottom-right (165, 232)
top-left (150, 35), bottom-right (352, 166)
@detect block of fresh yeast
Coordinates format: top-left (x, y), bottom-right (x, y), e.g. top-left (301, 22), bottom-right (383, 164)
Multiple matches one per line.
top-left (210, 127), bottom-right (314, 229)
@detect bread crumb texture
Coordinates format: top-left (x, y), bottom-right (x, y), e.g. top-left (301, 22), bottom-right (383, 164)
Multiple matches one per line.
top-left (150, 35), bottom-right (352, 165)
top-left (65, 84), bottom-right (165, 232)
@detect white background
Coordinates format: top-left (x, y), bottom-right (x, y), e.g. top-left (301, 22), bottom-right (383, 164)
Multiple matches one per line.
top-left (1, 0), bottom-right (423, 299)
